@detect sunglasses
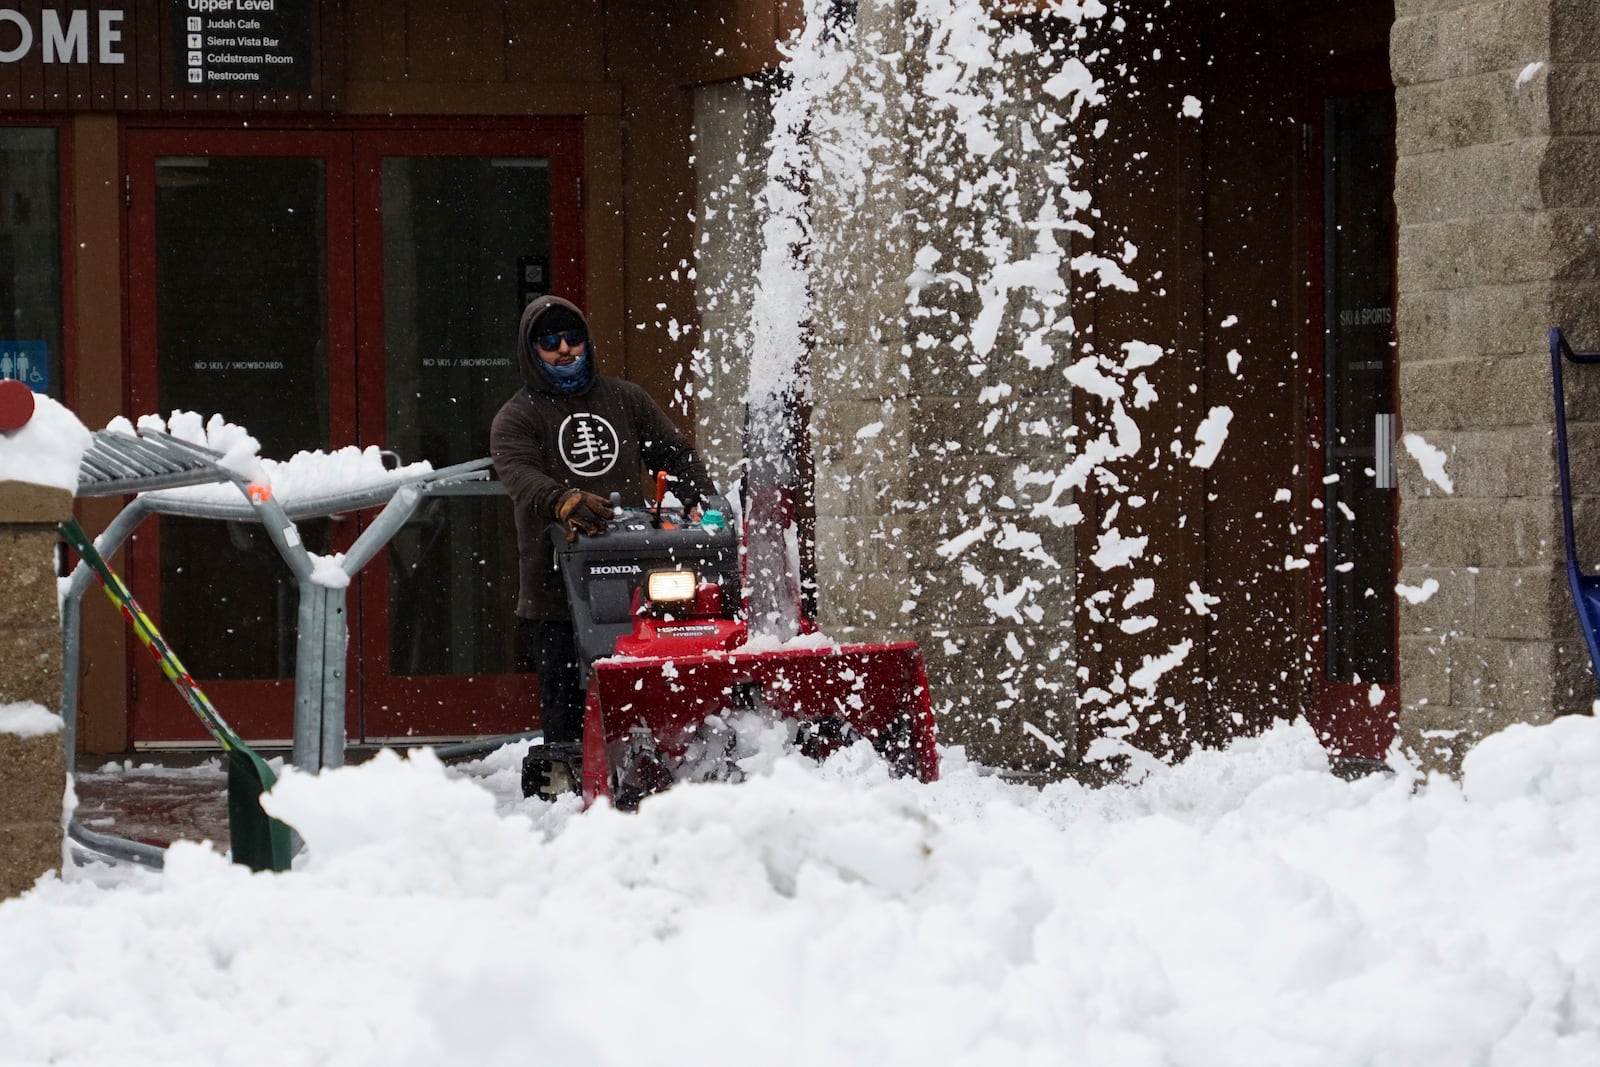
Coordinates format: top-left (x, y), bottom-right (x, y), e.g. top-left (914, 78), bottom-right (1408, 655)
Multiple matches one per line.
top-left (534, 328), bottom-right (587, 352)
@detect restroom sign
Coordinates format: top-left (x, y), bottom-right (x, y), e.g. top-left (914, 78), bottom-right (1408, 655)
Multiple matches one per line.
top-left (0, 342), bottom-right (50, 394)
top-left (172, 0), bottom-right (310, 91)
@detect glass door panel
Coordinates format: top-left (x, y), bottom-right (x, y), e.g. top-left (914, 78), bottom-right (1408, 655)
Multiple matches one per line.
top-left (156, 155), bottom-right (331, 683)
top-left (381, 155), bottom-right (549, 678)
top-left (1312, 89), bottom-right (1399, 761)
top-left (126, 131), bottom-right (356, 745)
top-left (356, 129), bottom-right (582, 741)
top-left (0, 127), bottom-right (63, 398)
top-left (154, 155), bottom-right (330, 454)
top-left (1322, 93), bottom-right (1396, 684)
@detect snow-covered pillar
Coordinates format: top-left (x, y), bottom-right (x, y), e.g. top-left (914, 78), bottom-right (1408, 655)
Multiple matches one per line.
top-left (1391, 0), bottom-right (1600, 772)
top-left (0, 385), bottom-right (82, 897)
top-left (808, 0), bottom-right (1079, 771)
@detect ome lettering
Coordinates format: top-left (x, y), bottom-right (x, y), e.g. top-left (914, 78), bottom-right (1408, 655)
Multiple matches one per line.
top-left (0, 9), bottom-right (126, 64)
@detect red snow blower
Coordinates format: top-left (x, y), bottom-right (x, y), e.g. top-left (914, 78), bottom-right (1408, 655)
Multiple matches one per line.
top-left (520, 481), bottom-right (939, 809)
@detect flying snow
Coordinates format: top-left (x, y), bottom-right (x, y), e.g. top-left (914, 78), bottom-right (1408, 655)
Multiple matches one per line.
top-left (1189, 406), bottom-right (1234, 469)
top-left (1396, 577), bottom-right (1441, 605)
top-left (1403, 433), bottom-right (1455, 493)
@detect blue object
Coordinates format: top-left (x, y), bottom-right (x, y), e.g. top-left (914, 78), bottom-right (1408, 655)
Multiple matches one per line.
top-left (701, 509), bottom-right (725, 530)
top-left (1549, 328), bottom-right (1600, 691)
top-left (0, 340), bottom-right (49, 393)
top-left (535, 346), bottom-right (593, 393)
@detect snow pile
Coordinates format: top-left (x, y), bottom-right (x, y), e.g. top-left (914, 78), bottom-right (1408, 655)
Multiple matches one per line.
top-left (308, 553), bottom-right (352, 590)
top-left (3, 718), bottom-right (1599, 1064)
top-left (729, 629), bottom-right (842, 655)
top-left (0, 393), bottom-right (91, 492)
top-left (110, 411), bottom-right (267, 483)
top-left (0, 701), bottom-right (63, 738)
top-left (110, 411), bottom-right (433, 508)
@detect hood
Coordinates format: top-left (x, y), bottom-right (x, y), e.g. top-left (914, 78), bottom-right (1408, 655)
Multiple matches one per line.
top-left (517, 295), bottom-right (596, 396)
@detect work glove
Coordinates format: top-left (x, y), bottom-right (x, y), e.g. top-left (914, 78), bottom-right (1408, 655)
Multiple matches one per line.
top-left (556, 488), bottom-right (614, 542)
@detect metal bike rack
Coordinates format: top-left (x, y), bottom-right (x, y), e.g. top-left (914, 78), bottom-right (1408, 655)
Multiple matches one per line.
top-left (62, 427), bottom-right (506, 866)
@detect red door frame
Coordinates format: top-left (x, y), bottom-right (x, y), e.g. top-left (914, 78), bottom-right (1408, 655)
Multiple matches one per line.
top-left (125, 127), bottom-right (358, 744)
top-left (353, 124), bottom-right (584, 742)
top-left (124, 119), bottom-right (584, 745)
top-left (1303, 61), bottom-right (1401, 763)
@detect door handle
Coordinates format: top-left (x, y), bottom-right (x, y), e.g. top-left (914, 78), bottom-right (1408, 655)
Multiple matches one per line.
top-left (1375, 413), bottom-right (1396, 489)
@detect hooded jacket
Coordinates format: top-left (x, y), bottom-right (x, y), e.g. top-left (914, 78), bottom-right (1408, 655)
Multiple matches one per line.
top-left (491, 295), bottom-right (716, 620)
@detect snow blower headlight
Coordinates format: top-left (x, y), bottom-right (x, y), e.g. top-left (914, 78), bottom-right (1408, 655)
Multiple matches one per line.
top-left (645, 569), bottom-right (697, 605)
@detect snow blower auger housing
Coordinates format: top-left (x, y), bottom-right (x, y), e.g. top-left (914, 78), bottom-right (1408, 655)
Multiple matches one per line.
top-left (520, 494), bottom-right (939, 809)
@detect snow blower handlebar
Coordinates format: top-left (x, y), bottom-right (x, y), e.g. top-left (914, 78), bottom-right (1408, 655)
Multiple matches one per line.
top-left (550, 492), bottom-right (741, 680)
top-left (652, 470), bottom-right (669, 528)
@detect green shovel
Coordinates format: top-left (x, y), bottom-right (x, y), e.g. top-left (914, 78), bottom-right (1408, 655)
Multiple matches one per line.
top-left (60, 517), bottom-right (294, 872)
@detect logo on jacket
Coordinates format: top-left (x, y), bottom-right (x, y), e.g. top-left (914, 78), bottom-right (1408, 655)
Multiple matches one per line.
top-left (558, 413), bottom-right (620, 476)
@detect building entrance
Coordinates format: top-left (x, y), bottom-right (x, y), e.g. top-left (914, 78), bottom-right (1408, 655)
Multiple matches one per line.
top-left (1310, 85), bottom-right (1400, 760)
top-left (124, 122), bottom-right (584, 745)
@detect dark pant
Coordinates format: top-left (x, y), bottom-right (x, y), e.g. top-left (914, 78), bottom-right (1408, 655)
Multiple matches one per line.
top-left (523, 619), bottom-right (583, 744)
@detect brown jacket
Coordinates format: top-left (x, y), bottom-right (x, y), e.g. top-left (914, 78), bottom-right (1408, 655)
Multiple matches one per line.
top-left (491, 296), bottom-right (714, 619)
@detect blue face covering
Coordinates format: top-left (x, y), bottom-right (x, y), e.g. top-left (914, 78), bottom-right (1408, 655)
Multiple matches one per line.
top-left (541, 348), bottom-right (592, 393)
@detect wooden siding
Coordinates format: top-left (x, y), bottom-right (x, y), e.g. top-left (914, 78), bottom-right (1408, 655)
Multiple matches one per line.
top-left (1072, 0), bottom-right (1396, 758)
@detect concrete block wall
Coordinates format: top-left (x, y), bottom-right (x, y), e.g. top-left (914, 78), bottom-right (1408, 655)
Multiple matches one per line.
top-left (1392, 0), bottom-right (1600, 772)
top-left (0, 481), bottom-right (71, 899)
top-left (691, 79), bottom-right (776, 493)
top-left (806, 0), bottom-right (918, 670)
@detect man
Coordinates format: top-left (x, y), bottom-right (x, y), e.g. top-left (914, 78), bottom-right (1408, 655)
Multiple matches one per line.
top-left (491, 296), bottom-right (715, 769)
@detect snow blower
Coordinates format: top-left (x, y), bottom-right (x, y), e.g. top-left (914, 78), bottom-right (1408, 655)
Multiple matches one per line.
top-left (520, 481), bottom-right (939, 809)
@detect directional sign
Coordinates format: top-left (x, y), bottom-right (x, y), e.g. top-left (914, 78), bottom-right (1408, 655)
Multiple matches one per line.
top-left (172, 0), bottom-right (311, 91)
